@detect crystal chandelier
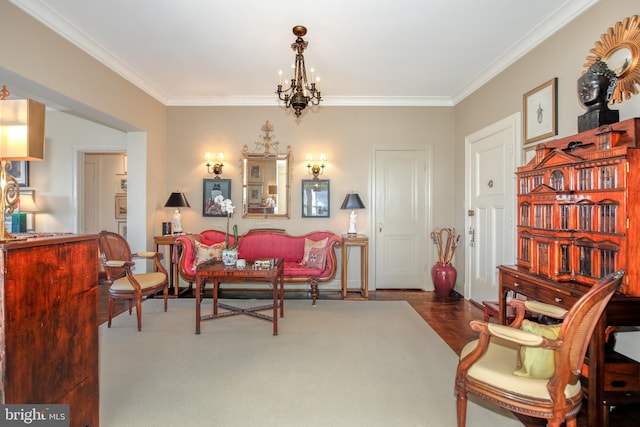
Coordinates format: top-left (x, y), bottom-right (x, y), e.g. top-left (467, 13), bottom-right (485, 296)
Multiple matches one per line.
top-left (276, 26), bottom-right (322, 118)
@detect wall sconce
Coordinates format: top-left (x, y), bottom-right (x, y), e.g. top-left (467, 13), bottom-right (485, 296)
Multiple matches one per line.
top-left (204, 152), bottom-right (224, 177)
top-left (306, 153), bottom-right (326, 179)
top-left (0, 85), bottom-right (45, 240)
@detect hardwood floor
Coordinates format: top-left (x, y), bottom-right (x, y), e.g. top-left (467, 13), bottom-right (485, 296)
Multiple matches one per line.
top-left (98, 285), bottom-right (637, 426)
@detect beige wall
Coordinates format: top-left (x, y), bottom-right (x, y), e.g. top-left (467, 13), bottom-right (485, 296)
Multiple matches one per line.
top-left (0, 1), bottom-right (167, 251)
top-left (454, 0), bottom-right (640, 358)
top-left (166, 106), bottom-right (454, 239)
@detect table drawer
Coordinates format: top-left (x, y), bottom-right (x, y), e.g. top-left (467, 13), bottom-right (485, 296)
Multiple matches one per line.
top-left (500, 270), bottom-right (581, 310)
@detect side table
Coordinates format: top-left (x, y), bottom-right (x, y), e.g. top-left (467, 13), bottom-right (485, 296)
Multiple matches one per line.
top-left (153, 234), bottom-right (183, 297)
top-left (341, 234), bottom-right (369, 299)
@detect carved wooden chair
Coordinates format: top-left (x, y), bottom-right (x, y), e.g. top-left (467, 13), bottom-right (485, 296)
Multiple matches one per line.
top-left (98, 231), bottom-right (169, 331)
top-left (455, 269), bottom-right (625, 427)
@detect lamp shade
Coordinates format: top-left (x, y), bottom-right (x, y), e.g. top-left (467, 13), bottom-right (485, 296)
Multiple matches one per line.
top-left (340, 193), bottom-right (365, 210)
top-left (164, 192), bottom-right (190, 208)
top-left (0, 99), bottom-right (45, 160)
top-left (18, 191), bottom-right (39, 213)
top-left (268, 185), bottom-right (277, 195)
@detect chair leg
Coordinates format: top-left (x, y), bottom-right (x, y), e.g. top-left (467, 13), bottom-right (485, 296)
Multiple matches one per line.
top-left (108, 296), bottom-right (114, 328)
top-left (456, 391), bottom-right (468, 427)
top-left (135, 297), bottom-right (142, 332)
top-left (128, 299), bottom-right (133, 314)
top-left (163, 285), bottom-right (168, 312)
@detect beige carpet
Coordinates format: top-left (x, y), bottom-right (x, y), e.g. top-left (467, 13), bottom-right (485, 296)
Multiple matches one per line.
top-left (100, 299), bottom-right (519, 427)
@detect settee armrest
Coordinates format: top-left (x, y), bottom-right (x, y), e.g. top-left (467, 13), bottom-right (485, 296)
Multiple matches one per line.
top-left (175, 234), bottom-right (201, 283)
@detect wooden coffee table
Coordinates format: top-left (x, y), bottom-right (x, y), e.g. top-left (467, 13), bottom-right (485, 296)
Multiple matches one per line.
top-left (195, 258), bottom-right (284, 335)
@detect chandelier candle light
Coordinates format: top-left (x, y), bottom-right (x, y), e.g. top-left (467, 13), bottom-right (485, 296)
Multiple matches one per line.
top-left (276, 25), bottom-right (322, 118)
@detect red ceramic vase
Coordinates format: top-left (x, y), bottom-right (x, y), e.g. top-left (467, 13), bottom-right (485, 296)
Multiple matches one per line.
top-left (431, 262), bottom-right (457, 297)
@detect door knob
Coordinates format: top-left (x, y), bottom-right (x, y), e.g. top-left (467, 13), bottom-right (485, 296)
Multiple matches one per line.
top-left (378, 223), bottom-right (383, 233)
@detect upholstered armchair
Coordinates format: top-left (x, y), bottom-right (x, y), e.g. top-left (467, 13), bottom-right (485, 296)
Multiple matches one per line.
top-left (98, 231), bottom-right (169, 331)
top-left (455, 270), bottom-right (624, 427)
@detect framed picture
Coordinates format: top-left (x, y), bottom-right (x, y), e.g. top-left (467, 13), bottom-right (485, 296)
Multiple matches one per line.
top-left (117, 221), bottom-right (127, 239)
top-left (7, 160), bottom-right (29, 187)
top-left (302, 179), bottom-right (330, 218)
top-left (115, 195), bottom-right (127, 219)
top-left (247, 184), bottom-right (263, 205)
top-left (523, 78), bottom-right (557, 145)
top-left (247, 161), bottom-right (263, 183)
top-left (115, 174), bottom-right (127, 193)
top-left (203, 178), bottom-right (231, 217)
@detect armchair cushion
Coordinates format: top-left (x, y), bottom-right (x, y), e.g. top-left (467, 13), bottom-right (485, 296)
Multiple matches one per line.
top-left (192, 240), bottom-right (225, 269)
top-left (111, 272), bottom-right (167, 292)
top-left (514, 320), bottom-right (561, 379)
top-left (300, 237), bottom-right (328, 265)
top-left (461, 337), bottom-right (581, 400)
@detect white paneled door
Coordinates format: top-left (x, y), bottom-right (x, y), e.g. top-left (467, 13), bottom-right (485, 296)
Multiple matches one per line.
top-left (465, 115), bottom-right (519, 303)
top-left (374, 149), bottom-right (428, 289)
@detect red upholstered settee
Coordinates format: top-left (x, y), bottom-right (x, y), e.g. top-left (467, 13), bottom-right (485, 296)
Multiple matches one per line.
top-left (175, 228), bottom-right (342, 304)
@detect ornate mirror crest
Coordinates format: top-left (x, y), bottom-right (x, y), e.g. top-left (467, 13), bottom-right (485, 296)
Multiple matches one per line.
top-left (584, 15), bottom-right (640, 104)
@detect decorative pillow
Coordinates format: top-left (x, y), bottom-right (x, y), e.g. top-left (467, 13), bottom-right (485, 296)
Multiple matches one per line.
top-left (513, 319), bottom-right (561, 379)
top-left (306, 247), bottom-right (327, 270)
top-left (300, 237), bottom-right (328, 265)
top-left (192, 241), bottom-right (225, 269)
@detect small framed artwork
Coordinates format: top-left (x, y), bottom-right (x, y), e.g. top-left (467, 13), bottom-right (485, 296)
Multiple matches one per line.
top-left (302, 179), bottom-right (330, 218)
top-left (7, 160), bottom-right (29, 187)
top-left (118, 221), bottom-right (127, 239)
top-left (203, 178), bottom-right (231, 217)
top-left (115, 195), bottom-right (127, 219)
top-left (247, 161), bottom-right (263, 183)
top-left (247, 184), bottom-right (263, 205)
top-left (115, 174), bottom-right (127, 193)
top-left (523, 78), bottom-right (558, 145)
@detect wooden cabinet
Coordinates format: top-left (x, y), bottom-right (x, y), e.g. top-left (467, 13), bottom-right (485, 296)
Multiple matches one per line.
top-left (0, 234), bottom-right (99, 427)
top-left (516, 118), bottom-right (640, 295)
top-left (500, 118), bottom-right (640, 426)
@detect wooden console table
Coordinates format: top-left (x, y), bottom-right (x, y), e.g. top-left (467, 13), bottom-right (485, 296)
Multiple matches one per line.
top-left (153, 234), bottom-right (183, 297)
top-left (498, 265), bottom-right (640, 426)
top-left (341, 234), bottom-right (369, 299)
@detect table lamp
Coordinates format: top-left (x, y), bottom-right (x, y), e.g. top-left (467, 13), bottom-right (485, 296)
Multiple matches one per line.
top-left (164, 191), bottom-right (190, 233)
top-left (0, 86), bottom-right (45, 240)
top-left (340, 192), bottom-right (365, 236)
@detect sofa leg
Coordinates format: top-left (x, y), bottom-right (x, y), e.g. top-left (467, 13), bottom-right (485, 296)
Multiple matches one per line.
top-left (309, 278), bottom-right (319, 305)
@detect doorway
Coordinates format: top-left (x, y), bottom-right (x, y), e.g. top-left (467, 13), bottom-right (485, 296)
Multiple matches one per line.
top-left (83, 152), bottom-right (127, 235)
top-left (374, 148), bottom-right (430, 289)
top-left (465, 114), bottom-right (520, 303)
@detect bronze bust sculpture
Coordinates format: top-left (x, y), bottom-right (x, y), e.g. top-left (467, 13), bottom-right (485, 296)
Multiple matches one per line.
top-left (577, 58), bottom-right (619, 132)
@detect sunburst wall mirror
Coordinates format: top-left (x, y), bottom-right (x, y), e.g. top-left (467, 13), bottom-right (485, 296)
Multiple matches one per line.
top-left (583, 15), bottom-right (640, 104)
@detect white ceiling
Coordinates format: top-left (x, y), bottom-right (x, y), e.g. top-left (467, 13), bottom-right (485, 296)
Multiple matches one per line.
top-left (11, 0), bottom-right (599, 107)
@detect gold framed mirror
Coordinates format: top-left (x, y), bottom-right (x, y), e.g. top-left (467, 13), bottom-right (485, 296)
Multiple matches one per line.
top-left (584, 15), bottom-right (640, 104)
top-left (241, 122), bottom-right (292, 219)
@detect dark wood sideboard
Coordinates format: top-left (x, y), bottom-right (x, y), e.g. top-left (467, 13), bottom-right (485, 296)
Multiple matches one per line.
top-left (498, 265), bottom-right (640, 426)
top-left (0, 234), bottom-right (99, 427)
